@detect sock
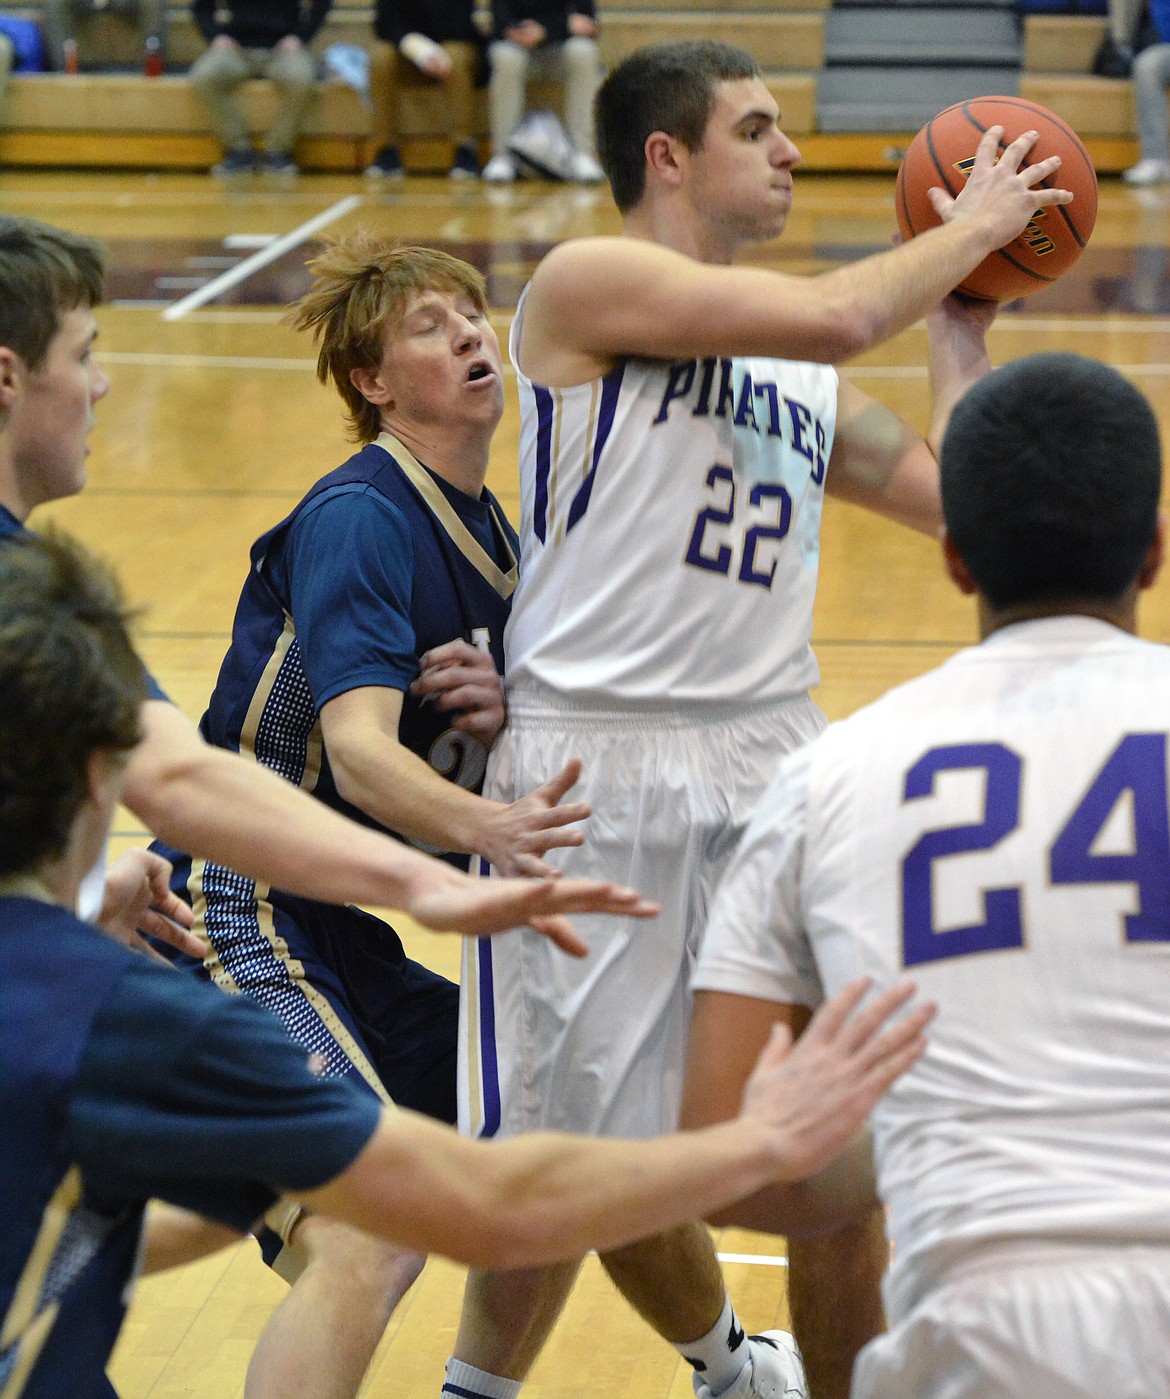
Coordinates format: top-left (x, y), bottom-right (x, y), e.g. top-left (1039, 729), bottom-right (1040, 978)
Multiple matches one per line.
top-left (676, 1294), bottom-right (752, 1396)
top-left (441, 1358), bottom-right (523, 1399)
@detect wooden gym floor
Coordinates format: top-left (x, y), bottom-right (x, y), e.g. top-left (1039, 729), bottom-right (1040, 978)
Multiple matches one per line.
top-left (12, 165), bottom-right (1170, 1398)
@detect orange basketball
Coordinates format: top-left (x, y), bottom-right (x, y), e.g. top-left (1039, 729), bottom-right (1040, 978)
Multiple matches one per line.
top-left (895, 96), bottom-right (1098, 302)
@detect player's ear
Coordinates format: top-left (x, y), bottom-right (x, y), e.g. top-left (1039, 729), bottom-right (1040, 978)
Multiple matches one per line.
top-left (644, 131), bottom-right (685, 189)
top-left (0, 346), bottom-right (25, 414)
top-left (349, 365), bottom-right (392, 410)
top-left (1138, 514), bottom-right (1166, 591)
top-left (941, 529), bottom-right (977, 595)
top-left (84, 748), bottom-right (126, 818)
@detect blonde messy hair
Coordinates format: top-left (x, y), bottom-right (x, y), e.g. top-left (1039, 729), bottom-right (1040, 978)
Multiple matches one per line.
top-left (287, 232), bottom-right (489, 443)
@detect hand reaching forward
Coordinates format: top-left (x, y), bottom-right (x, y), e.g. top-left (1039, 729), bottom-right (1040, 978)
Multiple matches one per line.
top-left (938, 125), bottom-right (1072, 253)
top-left (479, 758), bottom-right (592, 877)
top-left (97, 849), bottom-right (205, 962)
top-left (741, 978), bottom-right (935, 1182)
top-left (410, 639), bottom-right (506, 746)
top-left (404, 862), bottom-right (658, 957)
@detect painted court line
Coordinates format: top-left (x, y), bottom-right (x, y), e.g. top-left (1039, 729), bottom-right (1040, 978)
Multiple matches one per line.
top-left (161, 195), bottom-right (363, 322)
top-left (101, 351), bottom-right (318, 371)
top-left (716, 1253), bottom-right (789, 1267)
top-left (845, 363), bottom-right (1170, 379)
top-left (99, 350), bottom-right (519, 376)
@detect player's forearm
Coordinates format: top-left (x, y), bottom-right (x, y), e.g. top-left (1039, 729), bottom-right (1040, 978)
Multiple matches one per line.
top-left (140, 1203), bottom-right (243, 1275)
top-left (331, 736), bottom-right (499, 857)
top-left (304, 1112), bottom-right (786, 1272)
top-left (924, 306), bottom-right (994, 459)
top-left (126, 702), bottom-right (447, 909)
top-left (808, 216), bottom-right (1002, 362)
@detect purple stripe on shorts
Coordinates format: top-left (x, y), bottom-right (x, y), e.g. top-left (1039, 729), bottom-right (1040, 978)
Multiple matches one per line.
top-left (476, 863), bottom-right (502, 1138)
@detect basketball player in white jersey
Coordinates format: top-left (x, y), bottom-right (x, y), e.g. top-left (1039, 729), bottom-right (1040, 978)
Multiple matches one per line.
top-left (686, 350), bottom-right (1170, 1399)
top-left (448, 41), bottom-right (1075, 1399)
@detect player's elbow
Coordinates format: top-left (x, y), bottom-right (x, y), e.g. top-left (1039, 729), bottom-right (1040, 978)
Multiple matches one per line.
top-left (817, 301), bottom-right (876, 363)
top-left (326, 731), bottom-right (374, 810)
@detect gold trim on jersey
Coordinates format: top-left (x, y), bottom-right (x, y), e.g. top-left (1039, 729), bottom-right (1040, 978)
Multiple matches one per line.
top-left (0, 1167), bottom-right (82, 1399)
top-left (548, 386), bottom-right (564, 539)
top-left (186, 861), bottom-right (392, 1104)
top-left (236, 612), bottom-right (324, 792)
top-left (186, 857), bottom-right (237, 994)
top-left (374, 432), bottom-right (518, 598)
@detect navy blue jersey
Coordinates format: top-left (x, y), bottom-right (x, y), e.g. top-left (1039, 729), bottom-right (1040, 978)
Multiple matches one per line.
top-left (0, 505), bottom-right (168, 703)
top-left (0, 895), bottom-right (379, 1399)
top-left (198, 433), bottom-right (518, 862)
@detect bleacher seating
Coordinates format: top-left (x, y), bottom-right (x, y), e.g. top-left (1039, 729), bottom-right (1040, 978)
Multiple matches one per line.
top-left (0, 1), bottom-right (1138, 172)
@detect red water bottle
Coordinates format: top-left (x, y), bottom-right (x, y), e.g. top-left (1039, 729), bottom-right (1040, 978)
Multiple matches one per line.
top-left (63, 38), bottom-right (79, 75)
top-left (144, 35), bottom-right (163, 76)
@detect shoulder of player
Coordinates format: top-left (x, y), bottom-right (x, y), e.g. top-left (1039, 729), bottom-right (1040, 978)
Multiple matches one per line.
top-left (294, 474), bottom-right (413, 537)
top-left (529, 236), bottom-right (698, 307)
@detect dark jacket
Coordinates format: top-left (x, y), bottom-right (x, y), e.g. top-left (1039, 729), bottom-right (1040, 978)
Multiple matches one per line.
top-left (375, 0), bottom-right (480, 46)
top-left (489, 0), bottom-right (595, 45)
top-left (192, 0), bottom-right (333, 48)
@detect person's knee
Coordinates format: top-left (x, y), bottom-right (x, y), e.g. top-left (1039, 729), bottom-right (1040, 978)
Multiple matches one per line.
top-left (190, 54), bottom-right (234, 96)
top-left (1134, 43), bottom-right (1170, 86)
top-left (291, 1214), bottom-right (426, 1315)
top-left (490, 41), bottom-right (527, 79)
top-left (561, 36), bottom-right (600, 75)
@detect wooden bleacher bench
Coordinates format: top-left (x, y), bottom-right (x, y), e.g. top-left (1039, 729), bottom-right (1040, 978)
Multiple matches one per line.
top-left (0, 2), bottom-right (1134, 172)
top-left (0, 0), bottom-right (823, 170)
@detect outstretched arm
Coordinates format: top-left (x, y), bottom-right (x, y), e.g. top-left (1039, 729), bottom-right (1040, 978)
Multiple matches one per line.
top-left (521, 127), bottom-right (1068, 383)
top-left (124, 699), bottom-right (649, 949)
top-left (301, 979), bottom-right (932, 1270)
top-left (322, 685), bottom-right (590, 877)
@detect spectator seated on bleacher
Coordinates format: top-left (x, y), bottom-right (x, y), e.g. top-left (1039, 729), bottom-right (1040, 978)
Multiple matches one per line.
top-left (40, 0), bottom-right (165, 72)
top-left (481, 0), bottom-right (603, 183)
top-left (365, 0), bottom-right (485, 179)
top-left (1123, 0), bottom-right (1170, 182)
top-left (189, 0), bottom-right (332, 177)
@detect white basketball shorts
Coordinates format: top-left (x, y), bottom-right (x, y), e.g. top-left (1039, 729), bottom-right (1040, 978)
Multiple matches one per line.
top-left (458, 685), bottom-right (825, 1140)
top-left (854, 1243), bottom-right (1170, 1399)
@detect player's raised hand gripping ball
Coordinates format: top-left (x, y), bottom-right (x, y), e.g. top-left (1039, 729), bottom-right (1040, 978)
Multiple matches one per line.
top-left (896, 96), bottom-right (1098, 301)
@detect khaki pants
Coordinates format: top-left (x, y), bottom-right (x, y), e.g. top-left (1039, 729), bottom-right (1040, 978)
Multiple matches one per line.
top-left (369, 40), bottom-right (477, 150)
top-left (41, 0), bottom-right (166, 71)
top-left (189, 41), bottom-right (317, 155)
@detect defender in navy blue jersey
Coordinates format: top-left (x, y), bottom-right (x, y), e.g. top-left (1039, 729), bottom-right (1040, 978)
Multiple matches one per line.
top-left (1, 529), bottom-right (928, 1399)
top-left (0, 214), bottom-right (620, 961)
top-left (156, 236), bottom-right (597, 1399)
top-left (0, 213), bottom-right (664, 1399)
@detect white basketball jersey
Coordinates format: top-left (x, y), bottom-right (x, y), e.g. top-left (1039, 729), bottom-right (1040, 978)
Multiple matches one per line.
top-left (694, 617), bottom-right (1170, 1318)
top-left (504, 287), bottom-right (839, 703)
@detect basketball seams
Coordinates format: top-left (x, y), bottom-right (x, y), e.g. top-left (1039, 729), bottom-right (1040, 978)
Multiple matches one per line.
top-left (966, 96), bottom-right (1095, 248)
top-left (899, 94), bottom-right (1096, 299)
top-left (923, 121), bottom-right (962, 199)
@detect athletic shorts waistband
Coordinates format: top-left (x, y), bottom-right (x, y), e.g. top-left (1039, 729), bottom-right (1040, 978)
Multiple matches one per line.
top-left (503, 682), bottom-right (816, 730)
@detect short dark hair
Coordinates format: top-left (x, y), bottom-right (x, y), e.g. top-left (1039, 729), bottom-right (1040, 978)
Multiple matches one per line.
top-left (0, 531), bottom-right (144, 877)
top-left (941, 352), bottom-right (1162, 609)
top-left (0, 216), bottom-right (105, 370)
top-left (595, 41), bottom-right (761, 213)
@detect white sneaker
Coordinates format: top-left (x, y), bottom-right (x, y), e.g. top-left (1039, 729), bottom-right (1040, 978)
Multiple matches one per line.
top-left (482, 153), bottom-right (519, 183)
top-left (692, 1330), bottom-right (808, 1399)
top-left (567, 150), bottom-right (605, 183)
top-left (1122, 157), bottom-right (1170, 186)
